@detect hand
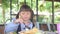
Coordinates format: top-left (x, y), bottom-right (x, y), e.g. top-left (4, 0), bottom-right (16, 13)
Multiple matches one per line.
top-left (14, 18), bottom-right (24, 24)
top-left (15, 19), bottom-right (23, 24)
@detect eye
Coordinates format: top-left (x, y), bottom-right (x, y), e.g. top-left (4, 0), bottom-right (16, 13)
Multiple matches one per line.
top-left (21, 12), bottom-right (25, 15)
top-left (27, 12), bottom-right (31, 15)
top-left (27, 12), bottom-right (29, 14)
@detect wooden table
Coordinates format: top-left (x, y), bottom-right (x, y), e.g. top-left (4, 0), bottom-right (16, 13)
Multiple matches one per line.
top-left (0, 24), bottom-right (4, 34)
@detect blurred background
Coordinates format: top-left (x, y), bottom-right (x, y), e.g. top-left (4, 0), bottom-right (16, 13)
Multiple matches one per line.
top-left (0, 0), bottom-right (60, 24)
top-left (0, 0), bottom-right (60, 34)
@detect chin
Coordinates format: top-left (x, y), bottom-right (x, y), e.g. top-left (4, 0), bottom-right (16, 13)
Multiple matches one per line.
top-left (23, 19), bottom-right (29, 21)
top-left (24, 19), bottom-right (29, 21)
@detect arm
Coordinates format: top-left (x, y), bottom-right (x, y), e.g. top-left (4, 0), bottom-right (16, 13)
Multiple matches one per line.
top-left (4, 21), bottom-right (19, 32)
top-left (4, 17), bottom-right (24, 33)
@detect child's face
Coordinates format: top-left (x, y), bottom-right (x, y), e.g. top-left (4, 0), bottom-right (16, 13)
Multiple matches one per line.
top-left (19, 11), bottom-right (31, 21)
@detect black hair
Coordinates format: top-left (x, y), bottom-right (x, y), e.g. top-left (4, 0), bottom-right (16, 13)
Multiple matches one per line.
top-left (16, 4), bottom-right (34, 22)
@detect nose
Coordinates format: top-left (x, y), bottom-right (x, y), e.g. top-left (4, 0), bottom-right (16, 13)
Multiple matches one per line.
top-left (24, 13), bottom-right (28, 16)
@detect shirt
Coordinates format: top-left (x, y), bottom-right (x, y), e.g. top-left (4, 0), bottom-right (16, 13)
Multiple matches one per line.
top-left (20, 22), bottom-right (33, 31)
top-left (4, 18), bottom-right (34, 33)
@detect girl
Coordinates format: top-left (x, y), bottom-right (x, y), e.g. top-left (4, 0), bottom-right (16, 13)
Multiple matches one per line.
top-left (5, 4), bottom-right (35, 34)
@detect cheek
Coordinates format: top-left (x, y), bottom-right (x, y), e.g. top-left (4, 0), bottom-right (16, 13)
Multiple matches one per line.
top-left (20, 15), bottom-right (24, 18)
top-left (23, 15), bottom-right (31, 19)
top-left (28, 15), bottom-right (31, 18)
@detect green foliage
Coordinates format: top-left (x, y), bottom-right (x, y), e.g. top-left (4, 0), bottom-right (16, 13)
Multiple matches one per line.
top-left (54, 16), bottom-right (60, 24)
top-left (45, 1), bottom-right (52, 12)
top-left (0, 12), bottom-right (3, 24)
top-left (12, 0), bottom-right (17, 4)
top-left (39, 4), bottom-right (46, 11)
top-left (38, 16), bottom-right (44, 23)
top-left (2, 0), bottom-right (10, 9)
top-left (1, 0), bottom-right (60, 24)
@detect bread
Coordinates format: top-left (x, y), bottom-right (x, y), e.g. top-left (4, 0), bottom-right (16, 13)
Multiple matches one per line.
top-left (19, 27), bottom-right (38, 34)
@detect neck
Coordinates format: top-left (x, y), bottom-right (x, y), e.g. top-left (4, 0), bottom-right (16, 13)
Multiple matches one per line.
top-left (23, 20), bottom-right (30, 25)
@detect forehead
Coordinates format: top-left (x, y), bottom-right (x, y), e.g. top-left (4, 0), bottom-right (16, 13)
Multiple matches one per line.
top-left (20, 11), bottom-right (31, 13)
